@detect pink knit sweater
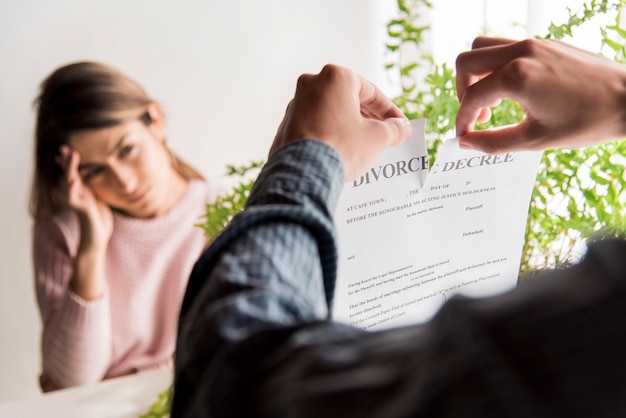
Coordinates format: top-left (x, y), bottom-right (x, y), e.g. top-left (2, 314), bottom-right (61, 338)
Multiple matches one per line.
top-left (32, 179), bottom-right (221, 391)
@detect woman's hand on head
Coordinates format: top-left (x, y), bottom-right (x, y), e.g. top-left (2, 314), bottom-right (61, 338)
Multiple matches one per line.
top-left (270, 64), bottom-right (413, 181)
top-left (57, 146), bottom-right (113, 250)
top-left (455, 37), bottom-right (626, 154)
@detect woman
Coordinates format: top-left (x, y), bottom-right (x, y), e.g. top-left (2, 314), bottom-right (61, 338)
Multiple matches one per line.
top-left (29, 61), bottom-right (222, 392)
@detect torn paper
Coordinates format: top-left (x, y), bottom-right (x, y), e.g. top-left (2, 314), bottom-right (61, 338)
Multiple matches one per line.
top-left (332, 118), bottom-right (543, 330)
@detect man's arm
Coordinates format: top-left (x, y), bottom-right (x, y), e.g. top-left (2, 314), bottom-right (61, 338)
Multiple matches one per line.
top-left (173, 140), bottom-right (626, 416)
top-left (173, 138), bottom-right (447, 417)
top-left (173, 65), bottom-right (413, 416)
top-left (173, 62), bottom-right (626, 417)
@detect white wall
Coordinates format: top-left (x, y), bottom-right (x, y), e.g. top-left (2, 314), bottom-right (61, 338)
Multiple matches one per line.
top-left (0, 0), bottom-right (398, 402)
top-left (430, 0), bottom-right (607, 67)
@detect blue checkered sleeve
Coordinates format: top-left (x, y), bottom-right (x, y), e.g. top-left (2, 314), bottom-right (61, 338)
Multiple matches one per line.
top-left (173, 139), bottom-right (626, 418)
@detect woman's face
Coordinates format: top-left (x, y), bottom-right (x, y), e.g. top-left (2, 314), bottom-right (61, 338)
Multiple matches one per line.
top-left (67, 116), bottom-right (185, 218)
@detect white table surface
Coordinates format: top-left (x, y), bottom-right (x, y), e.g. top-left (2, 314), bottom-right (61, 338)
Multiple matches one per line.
top-left (0, 367), bottom-right (172, 418)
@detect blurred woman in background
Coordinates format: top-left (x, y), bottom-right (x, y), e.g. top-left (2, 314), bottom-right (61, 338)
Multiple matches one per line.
top-left (30, 61), bottom-right (222, 391)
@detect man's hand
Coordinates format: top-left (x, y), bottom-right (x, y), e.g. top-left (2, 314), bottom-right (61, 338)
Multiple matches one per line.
top-left (270, 64), bottom-right (413, 181)
top-left (455, 37), bottom-right (626, 153)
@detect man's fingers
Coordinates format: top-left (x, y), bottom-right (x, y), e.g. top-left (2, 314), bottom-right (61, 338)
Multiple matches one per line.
top-left (272, 63), bottom-right (411, 182)
top-left (471, 36), bottom-right (516, 49)
top-left (309, 64), bottom-right (406, 122)
top-left (476, 107), bottom-right (492, 123)
top-left (456, 58), bottom-right (531, 136)
top-left (355, 70), bottom-right (411, 145)
top-left (357, 73), bottom-right (405, 120)
top-left (364, 117), bottom-right (413, 148)
top-left (388, 117), bottom-right (413, 145)
top-left (456, 39), bottom-right (536, 102)
top-left (459, 121), bottom-right (542, 154)
top-left (295, 72), bottom-right (315, 91)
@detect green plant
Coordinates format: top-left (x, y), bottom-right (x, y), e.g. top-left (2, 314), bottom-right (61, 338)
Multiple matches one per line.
top-left (387, 0), bottom-right (626, 272)
top-left (196, 160), bottom-right (264, 240)
top-left (139, 386), bottom-right (172, 418)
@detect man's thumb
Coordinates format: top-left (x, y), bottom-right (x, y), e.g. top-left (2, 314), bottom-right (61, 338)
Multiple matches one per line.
top-left (384, 117), bottom-right (413, 146)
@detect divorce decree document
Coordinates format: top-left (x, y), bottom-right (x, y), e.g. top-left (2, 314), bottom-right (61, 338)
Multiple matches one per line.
top-left (331, 119), bottom-right (543, 330)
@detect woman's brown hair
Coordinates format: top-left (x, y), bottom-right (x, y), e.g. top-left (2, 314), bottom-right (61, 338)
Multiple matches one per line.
top-left (29, 61), bottom-right (203, 219)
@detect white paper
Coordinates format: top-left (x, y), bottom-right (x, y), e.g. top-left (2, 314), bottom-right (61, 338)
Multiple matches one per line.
top-left (332, 119), bottom-right (543, 330)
